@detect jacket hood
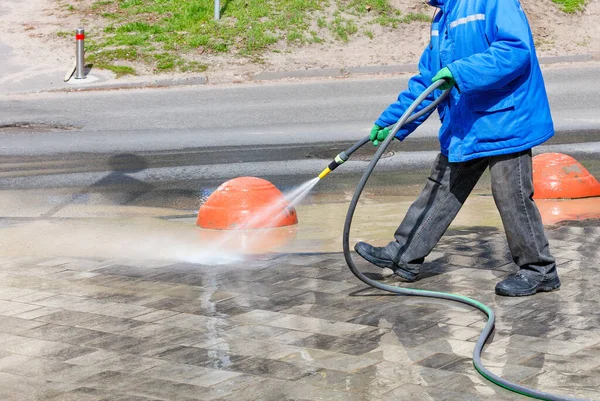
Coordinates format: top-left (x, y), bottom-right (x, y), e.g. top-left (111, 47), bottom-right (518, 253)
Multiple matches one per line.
top-left (428, 0), bottom-right (444, 7)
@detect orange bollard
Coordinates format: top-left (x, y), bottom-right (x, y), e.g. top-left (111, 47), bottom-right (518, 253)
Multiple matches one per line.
top-left (532, 153), bottom-right (600, 199)
top-left (196, 177), bottom-right (298, 230)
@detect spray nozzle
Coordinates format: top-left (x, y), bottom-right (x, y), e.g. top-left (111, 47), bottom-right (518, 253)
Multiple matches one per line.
top-left (318, 152), bottom-right (349, 180)
top-left (318, 167), bottom-right (331, 179)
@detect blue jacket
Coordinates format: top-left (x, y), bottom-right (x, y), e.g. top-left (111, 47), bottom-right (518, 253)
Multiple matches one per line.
top-left (375, 0), bottom-right (554, 162)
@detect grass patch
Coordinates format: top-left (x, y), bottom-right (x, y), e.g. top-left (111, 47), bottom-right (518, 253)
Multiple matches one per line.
top-left (402, 12), bottom-right (430, 23)
top-left (106, 32), bottom-right (150, 46)
top-left (116, 21), bottom-right (162, 34)
top-left (80, 0), bottom-right (431, 74)
top-left (310, 30), bottom-right (324, 44)
top-left (96, 63), bottom-right (136, 77)
top-left (375, 12), bottom-right (430, 28)
top-left (551, 0), bottom-right (586, 12)
top-left (88, 47), bottom-right (139, 62)
top-left (152, 52), bottom-right (178, 71)
top-left (330, 15), bottom-right (358, 42)
top-left (343, 0), bottom-right (393, 14)
top-left (180, 61), bottom-right (209, 73)
top-left (90, 0), bottom-right (324, 54)
top-left (86, 0), bottom-right (328, 73)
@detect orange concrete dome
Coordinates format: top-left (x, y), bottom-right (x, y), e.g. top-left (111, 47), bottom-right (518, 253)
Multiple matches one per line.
top-left (533, 153), bottom-right (600, 199)
top-left (196, 177), bottom-right (298, 230)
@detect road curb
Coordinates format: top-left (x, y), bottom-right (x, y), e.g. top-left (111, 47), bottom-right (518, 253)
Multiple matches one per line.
top-left (344, 64), bottom-right (419, 75)
top-left (249, 54), bottom-right (598, 82)
top-left (41, 53), bottom-right (600, 93)
top-left (251, 63), bottom-right (420, 82)
top-left (51, 75), bottom-right (208, 93)
top-left (538, 54), bottom-right (593, 64)
top-left (252, 67), bottom-right (345, 81)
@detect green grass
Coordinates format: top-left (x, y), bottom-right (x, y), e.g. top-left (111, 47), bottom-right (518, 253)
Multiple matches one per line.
top-left (88, 47), bottom-right (139, 62)
top-left (96, 64), bottom-right (136, 77)
top-left (94, 0), bottom-right (323, 54)
top-left (310, 30), bottom-right (324, 44)
top-left (85, 0), bottom-right (326, 73)
top-left (330, 14), bottom-right (358, 42)
top-left (180, 61), bottom-right (209, 73)
top-left (76, 0), bottom-right (432, 75)
top-left (552, 0), bottom-right (586, 12)
top-left (375, 12), bottom-right (430, 28)
top-left (343, 0), bottom-right (393, 15)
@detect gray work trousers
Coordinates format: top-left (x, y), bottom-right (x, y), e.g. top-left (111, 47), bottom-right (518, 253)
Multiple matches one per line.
top-left (384, 150), bottom-right (557, 278)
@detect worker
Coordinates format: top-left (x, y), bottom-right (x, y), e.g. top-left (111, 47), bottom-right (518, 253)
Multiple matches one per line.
top-left (355, 0), bottom-right (560, 296)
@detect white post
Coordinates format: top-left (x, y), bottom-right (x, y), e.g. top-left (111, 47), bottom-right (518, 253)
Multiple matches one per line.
top-left (214, 0), bottom-right (220, 20)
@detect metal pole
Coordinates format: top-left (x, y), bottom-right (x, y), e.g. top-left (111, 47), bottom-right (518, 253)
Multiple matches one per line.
top-left (214, 0), bottom-right (220, 20)
top-left (75, 27), bottom-right (86, 79)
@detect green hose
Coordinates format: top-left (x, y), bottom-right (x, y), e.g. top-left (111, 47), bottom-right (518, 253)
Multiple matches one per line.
top-left (339, 80), bottom-right (590, 401)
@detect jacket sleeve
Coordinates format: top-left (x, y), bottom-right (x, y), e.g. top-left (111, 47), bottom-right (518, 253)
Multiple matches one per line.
top-left (375, 45), bottom-right (436, 141)
top-left (446, 0), bottom-right (531, 94)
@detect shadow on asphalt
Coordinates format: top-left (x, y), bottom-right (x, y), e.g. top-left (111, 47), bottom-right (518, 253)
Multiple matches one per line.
top-left (41, 153), bottom-right (153, 217)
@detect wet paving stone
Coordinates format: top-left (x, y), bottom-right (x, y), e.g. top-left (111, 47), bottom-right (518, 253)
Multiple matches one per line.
top-left (290, 333), bottom-right (381, 356)
top-left (0, 223), bottom-right (599, 400)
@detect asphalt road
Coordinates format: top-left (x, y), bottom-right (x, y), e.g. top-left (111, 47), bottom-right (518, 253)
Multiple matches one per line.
top-left (1, 67), bottom-right (600, 154)
top-left (1, 67), bottom-right (599, 200)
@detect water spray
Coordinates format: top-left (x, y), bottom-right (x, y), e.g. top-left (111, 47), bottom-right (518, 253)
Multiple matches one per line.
top-left (318, 80), bottom-right (585, 401)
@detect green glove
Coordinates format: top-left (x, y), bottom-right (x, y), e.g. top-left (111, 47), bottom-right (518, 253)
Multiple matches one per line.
top-left (370, 124), bottom-right (391, 146)
top-left (432, 67), bottom-right (455, 90)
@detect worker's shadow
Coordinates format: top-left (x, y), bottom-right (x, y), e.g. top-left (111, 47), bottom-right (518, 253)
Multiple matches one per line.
top-left (93, 153), bottom-right (152, 202)
top-left (43, 153), bottom-right (153, 217)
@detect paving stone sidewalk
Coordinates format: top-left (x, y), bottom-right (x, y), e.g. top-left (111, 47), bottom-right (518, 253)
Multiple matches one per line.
top-left (0, 221), bottom-right (599, 401)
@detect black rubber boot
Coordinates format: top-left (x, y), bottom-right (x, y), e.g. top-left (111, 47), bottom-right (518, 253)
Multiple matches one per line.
top-left (495, 270), bottom-right (561, 297)
top-left (354, 242), bottom-right (418, 282)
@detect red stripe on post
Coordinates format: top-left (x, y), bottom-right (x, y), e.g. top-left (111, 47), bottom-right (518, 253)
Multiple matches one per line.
top-left (76, 34), bottom-right (85, 40)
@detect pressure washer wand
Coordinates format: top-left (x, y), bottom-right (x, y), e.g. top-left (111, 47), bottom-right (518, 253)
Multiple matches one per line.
top-left (317, 89), bottom-right (448, 180)
top-left (318, 137), bottom-right (370, 179)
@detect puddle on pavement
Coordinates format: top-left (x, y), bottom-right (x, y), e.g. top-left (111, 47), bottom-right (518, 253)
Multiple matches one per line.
top-left (0, 192), bottom-right (502, 262)
top-left (287, 192), bottom-right (505, 253)
top-left (535, 197), bottom-right (600, 225)
top-left (2, 186), bottom-right (599, 263)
